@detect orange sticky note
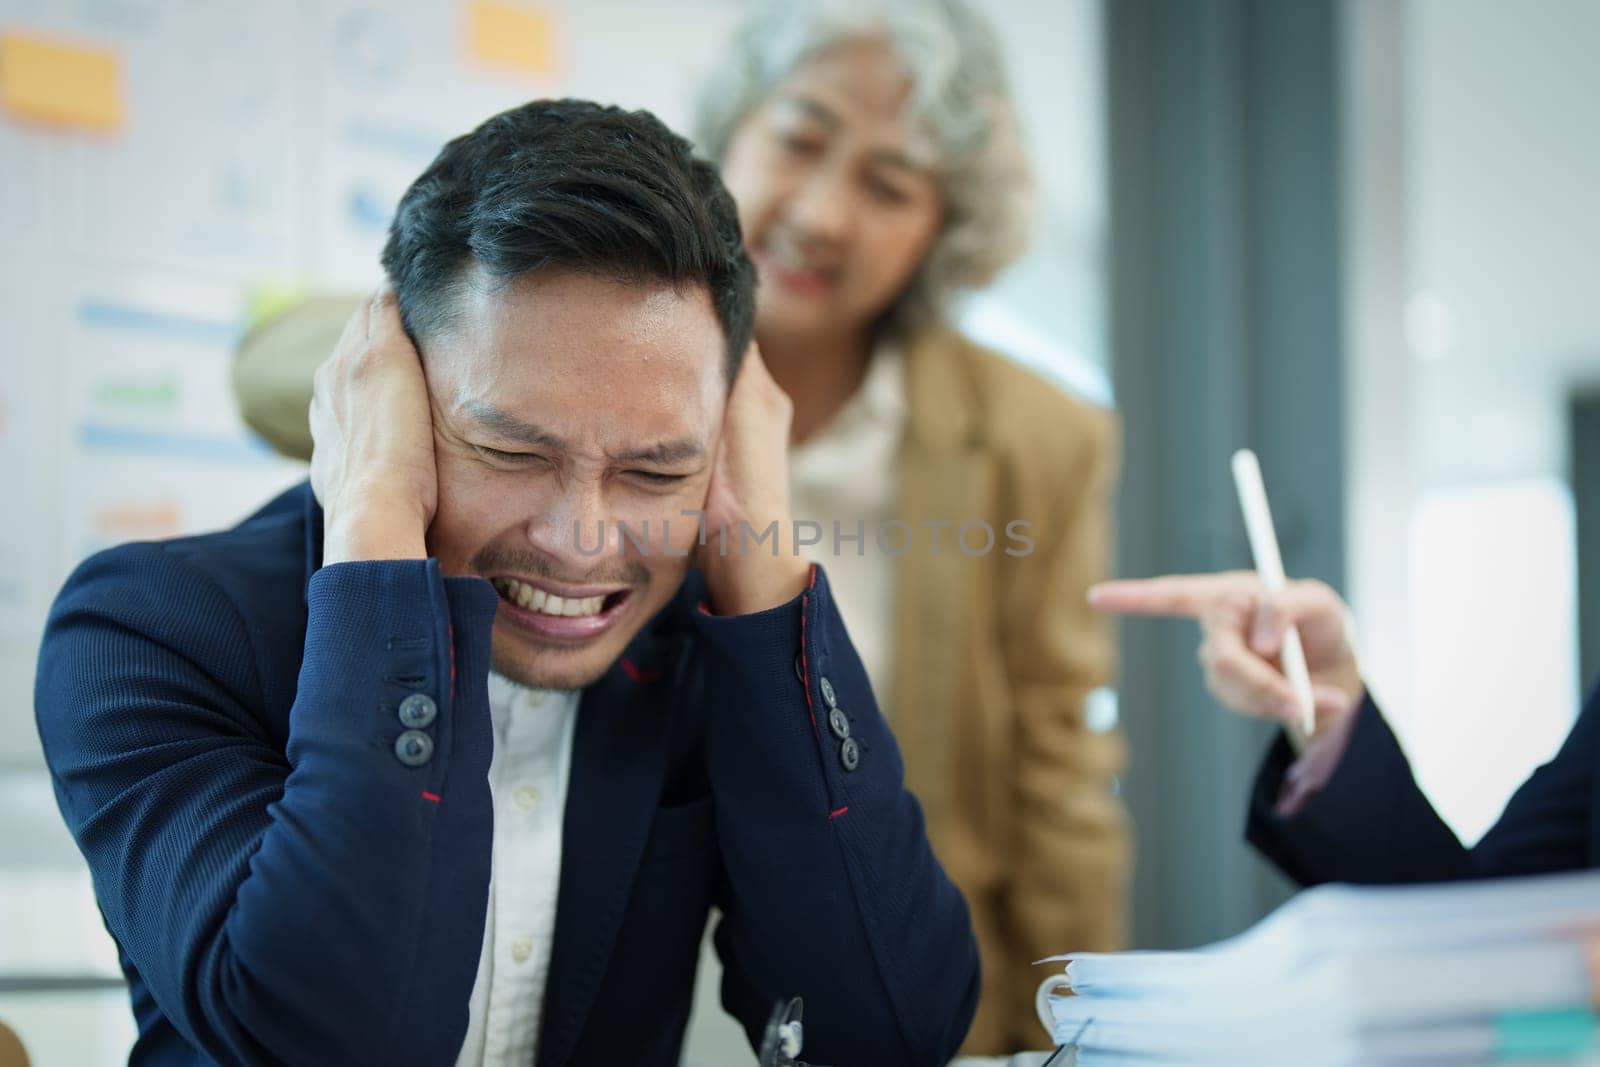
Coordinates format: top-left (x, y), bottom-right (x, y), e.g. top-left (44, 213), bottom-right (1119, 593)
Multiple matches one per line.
top-left (94, 497), bottom-right (182, 539)
top-left (465, 1), bottom-right (556, 78)
top-left (0, 28), bottom-right (124, 133)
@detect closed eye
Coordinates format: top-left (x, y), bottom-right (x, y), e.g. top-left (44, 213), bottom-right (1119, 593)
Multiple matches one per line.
top-left (474, 445), bottom-right (547, 465)
top-left (629, 470), bottom-right (689, 487)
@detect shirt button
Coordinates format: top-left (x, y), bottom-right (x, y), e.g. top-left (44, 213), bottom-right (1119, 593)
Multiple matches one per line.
top-left (510, 937), bottom-right (532, 964)
top-left (526, 689), bottom-right (548, 708)
top-left (513, 785), bottom-right (540, 810)
top-left (394, 730), bottom-right (434, 767)
top-left (398, 693), bottom-right (437, 729)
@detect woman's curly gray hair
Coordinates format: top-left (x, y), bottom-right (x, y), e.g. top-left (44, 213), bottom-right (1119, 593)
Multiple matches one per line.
top-left (694, 0), bottom-right (1035, 337)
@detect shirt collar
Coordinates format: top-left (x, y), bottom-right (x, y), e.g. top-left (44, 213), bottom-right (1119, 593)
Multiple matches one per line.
top-left (487, 671), bottom-right (578, 728)
top-left (856, 339), bottom-right (907, 426)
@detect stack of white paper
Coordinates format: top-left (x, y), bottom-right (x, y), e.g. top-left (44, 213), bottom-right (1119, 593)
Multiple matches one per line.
top-left (1039, 869), bottom-right (1600, 1065)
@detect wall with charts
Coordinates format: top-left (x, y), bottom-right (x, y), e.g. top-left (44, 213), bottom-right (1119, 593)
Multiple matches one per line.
top-left (0, 0), bottom-right (1106, 765)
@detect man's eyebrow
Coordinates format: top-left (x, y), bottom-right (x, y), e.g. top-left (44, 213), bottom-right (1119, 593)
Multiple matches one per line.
top-left (458, 401), bottom-right (566, 450)
top-left (613, 440), bottom-right (707, 466)
top-left (461, 402), bottom-right (702, 465)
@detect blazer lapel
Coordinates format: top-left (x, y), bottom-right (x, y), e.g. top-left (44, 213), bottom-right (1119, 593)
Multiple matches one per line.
top-left (537, 634), bottom-right (676, 1067)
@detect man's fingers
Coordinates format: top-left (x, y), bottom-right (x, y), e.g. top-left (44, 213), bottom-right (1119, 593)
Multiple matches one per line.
top-left (725, 340), bottom-right (764, 400)
top-left (741, 339), bottom-right (764, 375)
top-left (325, 291), bottom-right (382, 385)
top-left (364, 287), bottom-right (409, 350)
top-left (1089, 572), bottom-right (1260, 620)
top-left (725, 340), bottom-right (792, 440)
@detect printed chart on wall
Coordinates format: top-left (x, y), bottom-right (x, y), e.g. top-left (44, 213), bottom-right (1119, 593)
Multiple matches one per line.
top-left (66, 1), bottom-right (300, 278)
top-left (0, 4), bottom-right (309, 761)
top-left (0, 241), bottom-right (64, 763)
top-left (58, 270), bottom-right (307, 560)
top-left (313, 0), bottom-right (573, 285)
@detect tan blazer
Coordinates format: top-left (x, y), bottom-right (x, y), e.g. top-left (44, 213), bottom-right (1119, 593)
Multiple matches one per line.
top-left (892, 327), bottom-right (1129, 1053)
top-left (233, 303), bottom-right (1131, 1055)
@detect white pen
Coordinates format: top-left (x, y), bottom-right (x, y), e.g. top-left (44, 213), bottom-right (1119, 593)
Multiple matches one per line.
top-left (1230, 449), bottom-right (1317, 737)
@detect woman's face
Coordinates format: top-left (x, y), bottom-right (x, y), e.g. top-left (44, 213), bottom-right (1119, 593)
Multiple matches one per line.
top-left (719, 40), bottom-right (944, 344)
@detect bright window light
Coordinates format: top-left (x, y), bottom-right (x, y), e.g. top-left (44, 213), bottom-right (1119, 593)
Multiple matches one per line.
top-left (1403, 477), bottom-right (1579, 845)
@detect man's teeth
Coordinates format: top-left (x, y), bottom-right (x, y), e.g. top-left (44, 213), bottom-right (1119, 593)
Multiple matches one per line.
top-left (491, 578), bottom-right (606, 617)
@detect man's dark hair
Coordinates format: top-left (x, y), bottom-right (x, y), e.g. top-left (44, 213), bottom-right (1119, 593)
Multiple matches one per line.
top-left (382, 98), bottom-right (756, 379)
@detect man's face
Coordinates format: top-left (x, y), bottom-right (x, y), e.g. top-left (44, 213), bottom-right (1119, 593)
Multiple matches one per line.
top-left (423, 268), bottom-right (727, 690)
top-left (719, 39), bottom-right (944, 343)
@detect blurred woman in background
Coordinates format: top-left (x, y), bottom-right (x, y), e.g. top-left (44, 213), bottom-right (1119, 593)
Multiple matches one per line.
top-left (234, 0), bottom-right (1127, 1052)
top-left (696, 3), bottom-right (1128, 1052)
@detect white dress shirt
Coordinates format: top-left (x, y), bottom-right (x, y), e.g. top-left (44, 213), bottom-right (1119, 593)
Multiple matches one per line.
top-left (454, 672), bottom-right (579, 1067)
top-left (789, 343), bottom-right (907, 710)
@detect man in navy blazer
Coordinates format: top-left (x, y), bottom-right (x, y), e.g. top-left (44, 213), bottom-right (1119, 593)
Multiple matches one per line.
top-left (35, 100), bottom-right (978, 1065)
top-left (1090, 572), bottom-right (1598, 882)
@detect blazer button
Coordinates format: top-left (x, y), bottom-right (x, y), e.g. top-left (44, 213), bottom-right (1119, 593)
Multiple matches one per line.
top-left (819, 676), bottom-right (838, 709)
top-left (827, 706), bottom-right (851, 741)
top-left (793, 654), bottom-right (804, 684)
top-left (394, 730), bottom-right (434, 767)
top-left (839, 736), bottom-right (860, 772)
top-left (398, 693), bottom-right (437, 729)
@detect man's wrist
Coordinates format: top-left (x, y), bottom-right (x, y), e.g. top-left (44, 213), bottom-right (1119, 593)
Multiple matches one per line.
top-left (323, 504), bottom-right (428, 565)
top-left (703, 555), bottom-right (811, 617)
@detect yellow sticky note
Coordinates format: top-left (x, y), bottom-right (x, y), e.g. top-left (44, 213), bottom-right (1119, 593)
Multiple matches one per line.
top-left (0, 28), bottom-right (124, 133)
top-left (465, 1), bottom-right (556, 79)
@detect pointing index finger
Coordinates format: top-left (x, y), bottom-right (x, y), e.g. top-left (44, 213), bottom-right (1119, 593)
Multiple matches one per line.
top-left (1088, 572), bottom-right (1260, 620)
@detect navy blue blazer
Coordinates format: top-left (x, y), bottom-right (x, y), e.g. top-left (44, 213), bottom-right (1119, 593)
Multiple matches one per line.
top-left (35, 483), bottom-right (979, 1065)
top-left (1247, 683), bottom-right (1600, 885)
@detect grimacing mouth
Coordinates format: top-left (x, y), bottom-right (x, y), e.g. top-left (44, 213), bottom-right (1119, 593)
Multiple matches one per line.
top-left (488, 576), bottom-right (632, 619)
